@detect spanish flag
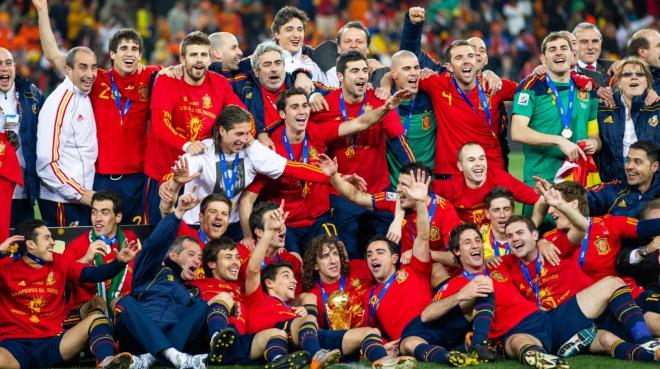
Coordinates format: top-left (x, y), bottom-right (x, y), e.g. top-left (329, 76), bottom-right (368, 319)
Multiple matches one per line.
top-left (554, 141), bottom-right (601, 187)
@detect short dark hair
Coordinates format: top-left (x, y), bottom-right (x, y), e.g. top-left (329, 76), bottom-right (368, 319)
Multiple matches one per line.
top-left (505, 215), bottom-right (537, 233)
top-left (16, 219), bottom-right (48, 253)
top-left (65, 46), bottom-right (95, 68)
top-left (200, 193), bottom-right (232, 214)
top-left (629, 140), bottom-right (659, 163)
top-left (627, 34), bottom-right (650, 57)
top-left (109, 29), bottom-right (144, 55)
top-left (276, 87), bottom-right (308, 112)
top-left (180, 31), bottom-right (210, 56)
top-left (552, 181), bottom-right (589, 216)
top-left (271, 6), bottom-right (309, 35)
top-left (366, 235), bottom-right (399, 256)
top-left (448, 223), bottom-right (480, 255)
top-left (444, 40), bottom-right (472, 63)
top-left (541, 32), bottom-right (572, 54)
top-left (336, 21), bottom-right (371, 47)
top-left (641, 199), bottom-right (660, 220)
top-left (336, 50), bottom-right (367, 75)
top-left (92, 190), bottom-right (123, 215)
top-left (202, 237), bottom-right (237, 277)
top-left (484, 187), bottom-right (515, 210)
top-left (249, 201), bottom-right (279, 237)
top-left (261, 261), bottom-right (293, 292)
top-left (399, 162), bottom-right (433, 180)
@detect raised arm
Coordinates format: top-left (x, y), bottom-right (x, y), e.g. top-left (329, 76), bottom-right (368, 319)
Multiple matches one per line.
top-left (32, 0), bottom-right (67, 73)
top-left (337, 89), bottom-right (412, 137)
top-left (245, 201), bottom-right (287, 295)
top-left (405, 169), bottom-right (432, 262)
top-left (541, 186), bottom-right (588, 245)
top-left (317, 154), bottom-right (374, 210)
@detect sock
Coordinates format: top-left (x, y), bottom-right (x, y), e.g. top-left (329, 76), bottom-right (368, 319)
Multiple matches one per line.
top-left (88, 315), bottom-right (115, 363)
top-left (207, 302), bottom-right (231, 339)
top-left (361, 333), bottom-right (388, 362)
top-left (284, 161), bottom-right (329, 184)
top-left (609, 286), bottom-right (653, 343)
top-left (518, 344), bottom-right (547, 364)
top-left (412, 343), bottom-right (449, 364)
top-left (298, 321), bottom-right (321, 356)
top-left (264, 336), bottom-right (288, 362)
top-left (303, 304), bottom-right (318, 318)
top-left (139, 353), bottom-right (157, 366)
top-left (162, 348), bottom-right (185, 366)
top-left (471, 293), bottom-right (495, 346)
top-left (610, 339), bottom-right (657, 362)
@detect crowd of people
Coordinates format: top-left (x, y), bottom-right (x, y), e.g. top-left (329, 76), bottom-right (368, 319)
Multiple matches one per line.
top-left (1, 1), bottom-right (660, 369)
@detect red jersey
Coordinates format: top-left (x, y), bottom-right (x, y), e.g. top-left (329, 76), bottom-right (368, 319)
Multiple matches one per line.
top-left (544, 216), bottom-right (644, 297)
top-left (246, 122), bottom-right (340, 227)
top-left (419, 75), bottom-right (516, 175)
top-left (307, 260), bottom-right (373, 329)
top-left (62, 229), bottom-right (139, 311)
top-left (433, 167), bottom-right (539, 227)
top-left (145, 73), bottom-right (246, 181)
top-left (310, 89), bottom-right (407, 193)
top-left (372, 192), bottom-right (461, 253)
top-left (243, 287), bottom-right (298, 334)
top-left (0, 254), bottom-right (85, 339)
top-left (187, 278), bottom-right (247, 334)
top-left (90, 66), bottom-right (162, 174)
top-left (498, 253), bottom-right (593, 311)
top-left (237, 242), bottom-right (303, 295)
top-left (363, 256), bottom-right (432, 340)
top-left (434, 268), bottom-right (537, 340)
top-left (262, 85), bottom-right (284, 130)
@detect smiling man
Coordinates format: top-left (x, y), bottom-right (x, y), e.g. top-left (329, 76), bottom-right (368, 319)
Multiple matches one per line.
top-left (34, 0), bottom-right (163, 226)
top-left (36, 46), bottom-right (98, 227)
top-left (573, 22), bottom-right (613, 87)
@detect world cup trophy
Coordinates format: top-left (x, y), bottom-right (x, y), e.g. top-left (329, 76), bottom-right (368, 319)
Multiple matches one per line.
top-left (326, 290), bottom-right (352, 330)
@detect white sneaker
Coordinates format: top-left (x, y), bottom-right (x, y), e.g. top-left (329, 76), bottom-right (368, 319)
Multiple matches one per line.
top-left (175, 353), bottom-right (208, 369)
top-left (128, 354), bottom-right (155, 369)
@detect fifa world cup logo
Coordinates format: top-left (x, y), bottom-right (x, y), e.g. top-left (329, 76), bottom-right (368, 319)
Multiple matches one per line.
top-left (189, 116), bottom-right (202, 142)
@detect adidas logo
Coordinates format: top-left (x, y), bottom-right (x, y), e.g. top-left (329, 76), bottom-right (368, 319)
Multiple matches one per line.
top-left (604, 116), bottom-right (613, 123)
top-left (618, 200), bottom-right (627, 207)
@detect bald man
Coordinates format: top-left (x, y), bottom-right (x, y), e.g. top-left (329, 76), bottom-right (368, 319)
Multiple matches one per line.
top-left (466, 37), bottom-right (489, 73)
top-left (0, 48), bottom-right (45, 231)
top-left (627, 28), bottom-right (660, 92)
top-left (208, 32), bottom-right (250, 79)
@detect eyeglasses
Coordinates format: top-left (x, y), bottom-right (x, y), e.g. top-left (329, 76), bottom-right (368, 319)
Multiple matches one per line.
top-left (621, 72), bottom-right (646, 78)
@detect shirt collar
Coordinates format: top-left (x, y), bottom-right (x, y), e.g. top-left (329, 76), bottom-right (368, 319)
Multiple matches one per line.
top-left (577, 59), bottom-right (597, 70)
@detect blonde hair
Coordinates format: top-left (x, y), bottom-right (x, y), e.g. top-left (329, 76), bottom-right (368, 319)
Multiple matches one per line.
top-left (615, 57), bottom-right (653, 89)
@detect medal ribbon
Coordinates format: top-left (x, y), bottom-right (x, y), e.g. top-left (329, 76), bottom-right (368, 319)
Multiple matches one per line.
top-left (318, 276), bottom-right (346, 326)
top-left (578, 217), bottom-right (592, 269)
top-left (90, 229), bottom-right (127, 309)
top-left (109, 71), bottom-right (131, 124)
top-left (339, 93), bottom-right (366, 155)
top-left (452, 78), bottom-right (494, 136)
top-left (406, 193), bottom-right (437, 241)
top-left (519, 253), bottom-right (542, 308)
top-left (544, 74), bottom-right (574, 134)
top-left (399, 95), bottom-right (416, 136)
top-left (491, 230), bottom-right (510, 257)
top-left (462, 268), bottom-right (490, 280)
top-left (197, 229), bottom-right (209, 245)
top-left (282, 130), bottom-right (309, 194)
top-left (367, 271), bottom-right (397, 323)
top-left (22, 252), bottom-right (47, 265)
top-left (219, 151), bottom-right (240, 199)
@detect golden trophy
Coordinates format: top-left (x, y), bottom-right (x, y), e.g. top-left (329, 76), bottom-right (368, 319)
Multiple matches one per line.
top-left (326, 290), bottom-right (352, 330)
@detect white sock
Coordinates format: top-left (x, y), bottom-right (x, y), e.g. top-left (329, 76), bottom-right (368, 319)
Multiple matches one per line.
top-left (162, 348), bottom-right (185, 366)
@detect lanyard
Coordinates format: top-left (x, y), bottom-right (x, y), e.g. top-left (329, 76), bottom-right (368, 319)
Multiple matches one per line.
top-left (318, 276), bottom-right (346, 324)
top-left (490, 230), bottom-right (510, 257)
top-left (452, 77), bottom-right (493, 136)
top-left (578, 217), bottom-right (592, 269)
top-left (367, 271), bottom-right (397, 323)
top-left (462, 269), bottom-right (490, 280)
top-left (23, 252), bottom-right (46, 265)
top-left (519, 254), bottom-right (542, 308)
top-left (109, 71), bottom-right (131, 124)
top-left (406, 193), bottom-right (437, 241)
top-left (282, 131), bottom-right (309, 164)
top-left (261, 253), bottom-right (281, 270)
top-left (544, 74), bottom-right (574, 133)
top-left (339, 93), bottom-right (366, 154)
top-left (197, 229), bottom-right (208, 245)
top-left (98, 234), bottom-right (118, 246)
top-left (399, 96), bottom-right (416, 136)
top-left (219, 151), bottom-right (240, 199)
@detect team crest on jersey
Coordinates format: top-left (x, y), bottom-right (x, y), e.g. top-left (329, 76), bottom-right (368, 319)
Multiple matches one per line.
top-left (46, 272), bottom-right (55, 286)
top-left (649, 115), bottom-right (658, 127)
top-left (430, 226), bottom-right (440, 241)
top-left (18, 280), bottom-right (26, 286)
top-left (490, 271), bottom-right (507, 282)
top-left (396, 269), bottom-right (409, 283)
top-left (595, 238), bottom-right (610, 255)
top-left (202, 94), bottom-right (212, 109)
top-left (422, 114), bottom-right (431, 130)
top-left (603, 116), bottom-right (613, 124)
top-left (385, 192), bottom-right (397, 201)
top-left (138, 85), bottom-right (148, 100)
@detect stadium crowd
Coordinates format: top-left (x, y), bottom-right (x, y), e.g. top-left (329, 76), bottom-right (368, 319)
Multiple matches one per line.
top-left (1, 1), bottom-right (660, 369)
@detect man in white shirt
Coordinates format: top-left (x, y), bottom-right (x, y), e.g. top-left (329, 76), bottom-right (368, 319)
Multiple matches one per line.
top-left (36, 46), bottom-right (98, 226)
